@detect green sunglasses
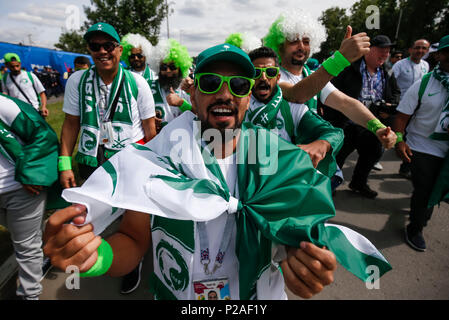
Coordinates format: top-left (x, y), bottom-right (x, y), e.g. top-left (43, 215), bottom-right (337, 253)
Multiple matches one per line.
top-left (195, 73), bottom-right (255, 98)
top-left (254, 66), bottom-right (280, 79)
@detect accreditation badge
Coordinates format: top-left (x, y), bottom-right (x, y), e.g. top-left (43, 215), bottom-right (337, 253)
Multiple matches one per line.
top-left (193, 277), bottom-right (231, 300)
top-left (100, 121), bottom-right (114, 144)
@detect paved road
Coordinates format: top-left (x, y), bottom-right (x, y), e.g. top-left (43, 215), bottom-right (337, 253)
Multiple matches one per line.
top-left (39, 149), bottom-right (449, 300)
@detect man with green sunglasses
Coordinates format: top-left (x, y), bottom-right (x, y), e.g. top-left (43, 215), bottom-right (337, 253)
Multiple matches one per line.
top-left (246, 46), bottom-right (343, 175)
top-left (43, 43), bottom-right (340, 301)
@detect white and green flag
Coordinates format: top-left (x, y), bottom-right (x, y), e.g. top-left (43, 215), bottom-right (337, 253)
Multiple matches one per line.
top-left (63, 112), bottom-right (391, 299)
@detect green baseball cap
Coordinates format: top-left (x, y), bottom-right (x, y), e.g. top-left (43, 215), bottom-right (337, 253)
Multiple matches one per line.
top-left (4, 53), bottom-right (21, 63)
top-left (437, 35), bottom-right (449, 51)
top-left (84, 22), bottom-right (121, 44)
top-left (195, 43), bottom-right (255, 78)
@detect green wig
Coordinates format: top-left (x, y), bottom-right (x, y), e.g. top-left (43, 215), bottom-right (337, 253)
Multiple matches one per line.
top-left (264, 9), bottom-right (326, 62)
top-left (225, 32), bottom-right (261, 53)
top-left (149, 39), bottom-right (192, 78)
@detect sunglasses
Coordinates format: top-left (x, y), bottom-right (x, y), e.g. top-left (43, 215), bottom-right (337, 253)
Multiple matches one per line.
top-left (129, 53), bottom-right (144, 60)
top-left (254, 67), bottom-right (280, 79)
top-left (195, 73), bottom-right (254, 98)
top-left (160, 63), bottom-right (177, 71)
top-left (88, 41), bottom-right (120, 53)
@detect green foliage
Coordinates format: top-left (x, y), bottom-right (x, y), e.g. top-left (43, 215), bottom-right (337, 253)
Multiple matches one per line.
top-left (315, 0), bottom-right (449, 60)
top-left (54, 31), bottom-right (89, 54)
top-left (55, 0), bottom-right (168, 53)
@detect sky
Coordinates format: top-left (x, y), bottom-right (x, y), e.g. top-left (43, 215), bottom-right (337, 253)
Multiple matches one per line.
top-left (0, 0), bottom-right (359, 56)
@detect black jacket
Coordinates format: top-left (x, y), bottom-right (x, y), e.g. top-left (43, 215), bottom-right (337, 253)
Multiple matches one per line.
top-left (321, 57), bottom-right (401, 128)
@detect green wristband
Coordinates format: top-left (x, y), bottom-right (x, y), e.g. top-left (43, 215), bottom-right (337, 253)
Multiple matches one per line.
top-left (396, 132), bottom-right (404, 144)
top-left (366, 118), bottom-right (387, 134)
top-left (58, 156), bottom-right (72, 172)
top-left (80, 239), bottom-right (113, 278)
top-left (322, 50), bottom-right (351, 77)
top-left (179, 99), bottom-right (192, 112)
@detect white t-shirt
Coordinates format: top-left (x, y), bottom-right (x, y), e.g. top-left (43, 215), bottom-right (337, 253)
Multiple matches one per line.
top-left (279, 67), bottom-right (336, 104)
top-left (3, 71), bottom-right (45, 110)
top-left (191, 153), bottom-right (287, 300)
top-left (63, 70), bottom-right (156, 143)
top-left (397, 73), bottom-right (449, 158)
top-left (392, 58), bottom-right (430, 99)
top-left (0, 95), bottom-right (23, 193)
top-left (248, 96), bottom-right (308, 143)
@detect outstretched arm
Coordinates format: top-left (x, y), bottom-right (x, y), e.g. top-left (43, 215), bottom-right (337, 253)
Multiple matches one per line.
top-left (324, 90), bottom-right (397, 149)
top-left (280, 26), bottom-right (370, 104)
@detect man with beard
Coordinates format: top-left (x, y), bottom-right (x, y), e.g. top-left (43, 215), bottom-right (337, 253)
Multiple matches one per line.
top-left (264, 10), bottom-right (397, 196)
top-left (121, 33), bottom-right (157, 84)
top-left (42, 43), bottom-right (343, 300)
top-left (148, 39), bottom-right (193, 133)
top-left (392, 39), bottom-right (430, 179)
top-left (2, 53), bottom-right (49, 117)
top-left (246, 46), bottom-right (343, 175)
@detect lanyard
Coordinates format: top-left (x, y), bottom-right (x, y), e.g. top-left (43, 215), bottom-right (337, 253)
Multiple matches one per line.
top-left (197, 213), bottom-right (235, 275)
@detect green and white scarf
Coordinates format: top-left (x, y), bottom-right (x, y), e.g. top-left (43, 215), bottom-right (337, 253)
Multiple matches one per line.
top-left (76, 65), bottom-right (138, 167)
top-left (246, 85), bottom-right (284, 130)
top-left (430, 64), bottom-right (449, 141)
top-left (247, 86), bottom-right (342, 177)
top-left (63, 112), bottom-right (391, 299)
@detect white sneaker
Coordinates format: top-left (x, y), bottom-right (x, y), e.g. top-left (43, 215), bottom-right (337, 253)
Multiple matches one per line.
top-left (373, 162), bottom-right (383, 171)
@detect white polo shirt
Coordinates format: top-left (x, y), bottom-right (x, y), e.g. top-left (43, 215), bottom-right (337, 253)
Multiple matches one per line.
top-left (397, 73), bottom-right (449, 158)
top-left (392, 58), bottom-right (429, 99)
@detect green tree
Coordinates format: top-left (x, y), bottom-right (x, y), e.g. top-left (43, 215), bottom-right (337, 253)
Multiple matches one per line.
top-left (54, 31), bottom-right (88, 54)
top-left (315, 0), bottom-right (449, 58)
top-left (55, 0), bottom-right (168, 54)
top-left (315, 7), bottom-right (351, 62)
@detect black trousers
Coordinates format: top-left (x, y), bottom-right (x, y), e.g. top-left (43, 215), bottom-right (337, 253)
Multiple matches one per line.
top-left (409, 150), bottom-right (444, 233)
top-left (336, 123), bottom-right (383, 186)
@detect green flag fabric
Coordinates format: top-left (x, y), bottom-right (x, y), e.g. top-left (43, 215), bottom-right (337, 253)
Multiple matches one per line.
top-left (62, 112), bottom-right (391, 299)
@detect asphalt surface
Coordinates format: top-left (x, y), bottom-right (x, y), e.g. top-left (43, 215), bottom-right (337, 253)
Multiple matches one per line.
top-left (39, 149), bottom-right (449, 300)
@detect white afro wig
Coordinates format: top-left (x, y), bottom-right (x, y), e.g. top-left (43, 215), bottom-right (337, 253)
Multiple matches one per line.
top-left (225, 32), bottom-right (262, 53)
top-left (121, 33), bottom-right (153, 66)
top-left (264, 9), bottom-right (327, 58)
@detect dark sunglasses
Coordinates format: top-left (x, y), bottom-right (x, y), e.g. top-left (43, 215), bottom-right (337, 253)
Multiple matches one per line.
top-left (129, 53), bottom-right (144, 60)
top-left (88, 41), bottom-right (120, 53)
top-left (195, 73), bottom-right (254, 98)
top-left (254, 67), bottom-right (280, 79)
top-left (160, 63), bottom-right (177, 71)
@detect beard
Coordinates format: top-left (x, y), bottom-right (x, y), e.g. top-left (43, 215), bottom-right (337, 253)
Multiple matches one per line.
top-left (200, 99), bottom-right (242, 145)
top-left (291, 49), bottom-right (309, 66)
top-left (159, 73), bottom-right (183, 91)
top-left (130, 60), bottom-right (145, 71)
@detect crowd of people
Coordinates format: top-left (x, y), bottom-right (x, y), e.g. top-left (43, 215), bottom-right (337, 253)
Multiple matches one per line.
top-left (0, 8), bottom-right (448, 301)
